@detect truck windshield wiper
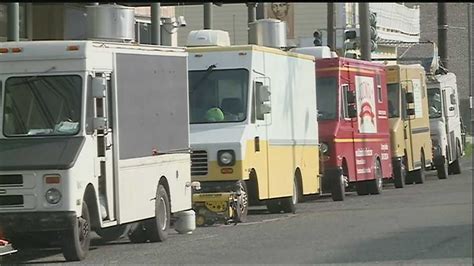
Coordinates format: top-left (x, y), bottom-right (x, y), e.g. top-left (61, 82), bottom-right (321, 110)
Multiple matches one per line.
top-left (190, 64), bottom-right (217, 93)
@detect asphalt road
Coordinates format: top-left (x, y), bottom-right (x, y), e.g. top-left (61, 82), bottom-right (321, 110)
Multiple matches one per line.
top-left (2, 157), bottom-right (472, 265)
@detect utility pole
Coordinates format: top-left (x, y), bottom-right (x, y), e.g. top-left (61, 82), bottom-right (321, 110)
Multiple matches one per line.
top-left (327, 3), bottom-right (336, 51)
top-left (469, 3), bottom-right (473, 128)
top-left (256, 3), bottom-right (265, 20)
top-left (438, 2), bottom-right (448, 69)
top-left (204, 3), bottom-right (212, 29)
top-left (151, 3), bottom-right (161, 45)
top-left (7, 3), bottom-right (20, 41)
top-left (247, 3), bottom-right (257, 23)
top-left (247, 2), bottom-right (257, 44)
top-left (359, 3), bottom-right (371, 61)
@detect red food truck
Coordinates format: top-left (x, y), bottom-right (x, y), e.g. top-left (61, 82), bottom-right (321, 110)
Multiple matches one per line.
top-left (314, 56), bottom-right (393, 201)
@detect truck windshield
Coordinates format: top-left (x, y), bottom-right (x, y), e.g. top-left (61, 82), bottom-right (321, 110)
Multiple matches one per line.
top-left (2, 75), bottom-right (82, 137)
top-left (189, 69), bottom-right (249, 124)
top-left (387, 83), bottom-right (400, 118)
top-left (427, 88), bottom-right (442, 119)
top-left (316, 77), bottom-right (338, 120)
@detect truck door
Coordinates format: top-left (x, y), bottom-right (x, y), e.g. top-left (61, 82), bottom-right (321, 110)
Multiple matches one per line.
top-left (401, 81), bottom-right (416, 170)
top-left (443, 87), bottom-right (458, 162)
top-left (92, 73), bottom-right (116, 221)
top-left (252, 77), bottom-right (271, 199)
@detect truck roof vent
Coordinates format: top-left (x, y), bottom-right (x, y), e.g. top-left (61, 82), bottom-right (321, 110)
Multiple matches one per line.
top-left (291, 46), bottom-right (334, 59)
top-left (249, 19), bottom-right (287, 49)
top-left (186, 30), bottom-right (231, 47)
top-left (86, 4), bottom-right (135, 43)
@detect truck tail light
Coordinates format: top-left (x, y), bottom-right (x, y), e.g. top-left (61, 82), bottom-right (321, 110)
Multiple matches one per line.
top-left (0, 48), bottom-right (8, 53)
top-left (67, 45), bottom-right (80, 51)
top-left (11, 47), bottom-right (22, 53)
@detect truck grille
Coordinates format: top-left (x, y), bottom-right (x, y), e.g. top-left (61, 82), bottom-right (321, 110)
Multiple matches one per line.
top-left (0, 174), bottom-right (23, 187)
top-left (0, 195), bottom-right (24, 207)
top-left (191, 150), bottom-right (208, 176)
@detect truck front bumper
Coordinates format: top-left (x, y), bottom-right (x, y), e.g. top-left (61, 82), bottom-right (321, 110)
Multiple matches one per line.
top-left (0, 211), bottom-right (76, 234)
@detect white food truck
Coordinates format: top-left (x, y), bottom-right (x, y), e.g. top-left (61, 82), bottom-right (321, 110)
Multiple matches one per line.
top-left (0, 40), bottom-right (195, 261)
top-left (427, 72), bottom-right (465, 178)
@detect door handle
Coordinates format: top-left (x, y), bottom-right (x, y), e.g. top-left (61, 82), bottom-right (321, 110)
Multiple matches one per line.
top-left (254, 136), bottom-right (260, 152)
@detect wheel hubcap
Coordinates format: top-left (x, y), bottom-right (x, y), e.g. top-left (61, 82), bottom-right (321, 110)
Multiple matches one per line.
top-left (158, 197), bottom-right (168, 231)
top-left (238, 182), bottom-right (248, 214)
top-left (292, 181), bottom-right (297, 205)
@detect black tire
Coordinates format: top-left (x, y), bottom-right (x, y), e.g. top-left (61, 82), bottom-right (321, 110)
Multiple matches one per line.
top-left (394, 158), bottom-right (406, 188)
top-left (266, 201), bottom-right (282, 214)
top-left (331, 170), bottom-right (345, 201)
top-left (61, 201), bottom-right (91, 261)
top-left (147, 184), bottom-right (170, 242)
top-left (436, 156), bottom-right (449, 179)
top-left (355, 181), bottom-right (369, 196)
top-left (449, 144), bottom-right (462, 175)
top-left (235, 180), bottom-right (248, 223)
top-left (128, 222), bottom-right (148, 243)
top-left (414, 153), bottom-right (426, 184)
top-left (96, 225), bottom-right (130, 242)
top-left (367, 160), bottom-right (383, 195)
top-left (281, 178), bottom-right (298, 214)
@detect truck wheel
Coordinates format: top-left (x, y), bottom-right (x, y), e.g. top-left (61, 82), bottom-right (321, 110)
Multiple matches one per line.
top-left (368, 160), bottom-right (383, 194)
top-left (436, 156), bottom-right (449, 179)
top-left (281, 178), bottom-right (298, 214)
top-left (355, 181), bottom-right (369, 196)
top-left (448, 144), bottom-right (462, 175)
top-left (235, 181), bottom-right (248, 223)
top-left (266, 200), bottom-right (282, 214)
top-left (414, 153), bottom-right (426, 184)
top-left (394, 158), bottom-right (406, 188)
top-left (147, 184), bottom-right (170, 242)
top-left (331, 170), bottom-right (346, 201)
top-left (61, 201), bottom-right (91, 261)
top-left (128, 222), bottom-right (148, 243)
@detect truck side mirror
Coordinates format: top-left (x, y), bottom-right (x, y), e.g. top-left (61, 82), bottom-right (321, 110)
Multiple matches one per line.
top-left (348, 104), bottom-right (357, 118)
top-left (92, 77), bottom-right (107, 98)
top-left (407, 108), bottom-right (415, 116)
top-left (346, 91), bottom-right (356, 104)
top-left (258, 85), bottom-right (271, 102)
top-left (93, 117), bottom-right (108, 130)
top-left (406, 92), bottom-right (414, 104)
top-left (256, 84), bottom-right (271, 120)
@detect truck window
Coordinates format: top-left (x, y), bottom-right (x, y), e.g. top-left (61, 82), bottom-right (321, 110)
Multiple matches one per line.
top-left (189, 69), bottom-right (249, 124)
top-left (316, 77), bottom-right (338, 120)
top-left (3, 75), bottom-right (82, 137)
top-left (427, 88), bottom-right (442, 119)
top-left (387, 83), bottom-right (400, 118)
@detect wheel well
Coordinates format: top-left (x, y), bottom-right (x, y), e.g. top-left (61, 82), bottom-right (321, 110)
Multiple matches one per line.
top-left (84, 184), bottom-right (100, 231)
top-left (247, 169), bottom-right (259, 205)
top-left (295, 168), bottom-right (303, 199)
top-left (341, 158), bottom-right (349, 177)
top-left (420, 148), bottom-right (426, 169)
top-left (159, 176), bottom-right (170, 207)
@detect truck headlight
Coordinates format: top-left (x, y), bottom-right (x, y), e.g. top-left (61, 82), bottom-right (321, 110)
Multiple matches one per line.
top-left (217, 150), bottom-right (235, 166)
top-left (320, 142), bottom-right (329, 154)
top-left (45, 188), bottom-right (62, 204)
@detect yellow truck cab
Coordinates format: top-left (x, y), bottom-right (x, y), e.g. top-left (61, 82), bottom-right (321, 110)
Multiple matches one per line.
top-left (386, 64), bottom-right (433, 187)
